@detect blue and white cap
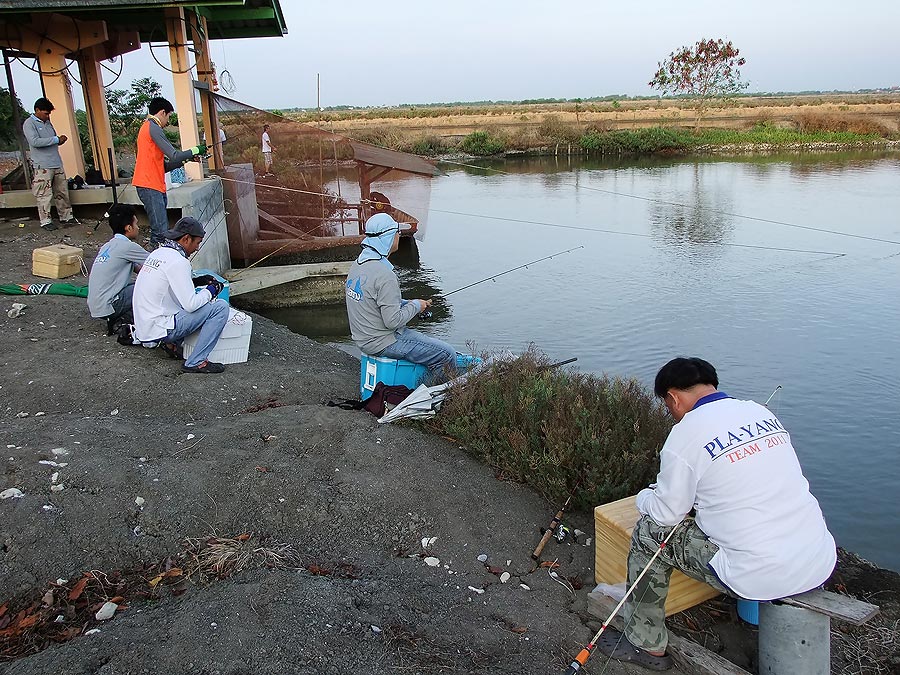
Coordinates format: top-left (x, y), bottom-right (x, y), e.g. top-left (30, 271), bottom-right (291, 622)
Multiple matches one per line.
top-left (361, 213), bottom-right (399, 257)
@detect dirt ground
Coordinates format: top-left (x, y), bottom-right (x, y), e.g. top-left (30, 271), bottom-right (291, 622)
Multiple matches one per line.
top-left (0, 214), bottom-right (898, 674)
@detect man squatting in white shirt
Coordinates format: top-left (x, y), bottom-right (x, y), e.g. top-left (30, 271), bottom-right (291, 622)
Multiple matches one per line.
top-left (598, 357), bottom-right (836, 671)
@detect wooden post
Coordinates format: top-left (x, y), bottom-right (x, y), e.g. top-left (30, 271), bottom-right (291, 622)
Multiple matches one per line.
top-left (189, 12), bottom-right (223, 171)
top-left (164, 7), bottom-right (202, 180)
top-left (2, 48), bottom-right (31, 187)
top-left (77, 49), bottom-right (117, 182)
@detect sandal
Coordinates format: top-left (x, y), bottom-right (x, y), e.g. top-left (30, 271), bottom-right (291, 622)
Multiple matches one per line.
top-left (596, 628), bottom-right (673, 671)
top-left (160, 341), bottom-right (184, 360)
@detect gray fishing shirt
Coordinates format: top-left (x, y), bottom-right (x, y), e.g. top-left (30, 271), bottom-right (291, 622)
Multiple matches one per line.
top-left (87, 234), bottom-right (149, 318)
top-left (345, 257), bottom-right (420, 355)
top-left (22, 115), bottom-right (63, 169)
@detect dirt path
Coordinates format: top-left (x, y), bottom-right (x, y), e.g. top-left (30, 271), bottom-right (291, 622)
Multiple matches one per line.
top-left (0, 218), bottom-right (605, 675)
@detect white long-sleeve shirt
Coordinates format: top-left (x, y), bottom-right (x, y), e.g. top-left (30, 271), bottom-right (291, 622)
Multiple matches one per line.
top-left (636, 393), bottom-right (836, 600)
top-left (132, 246), bottom-right (212, 341)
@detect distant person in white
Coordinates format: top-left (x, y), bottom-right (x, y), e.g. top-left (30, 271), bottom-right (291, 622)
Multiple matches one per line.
top-left (132, 217), bottom-right (229, 374)
top-left (87, 203), bottom-right (148, 335)
top-left (599, 357), bottom-right (836, 671)
top-left (261, 124), bottom-right (275, 175)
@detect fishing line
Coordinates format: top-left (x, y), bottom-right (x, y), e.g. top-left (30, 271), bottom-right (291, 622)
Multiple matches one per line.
top-left (440, 159), bottom-right (900, 247)
top-left (214, 179), bottom-right (845, 258)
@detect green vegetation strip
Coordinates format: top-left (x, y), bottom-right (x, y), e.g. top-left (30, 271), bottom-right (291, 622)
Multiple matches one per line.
top-left (431, 349), bottom-right (672, 509)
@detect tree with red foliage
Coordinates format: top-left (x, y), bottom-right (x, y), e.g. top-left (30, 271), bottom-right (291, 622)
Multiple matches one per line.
top-left (649, 38), bottom-right (748, 129)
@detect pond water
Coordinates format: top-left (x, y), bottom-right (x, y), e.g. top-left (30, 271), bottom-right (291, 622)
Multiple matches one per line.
top-left (260, 150), bottom-right (900, 571)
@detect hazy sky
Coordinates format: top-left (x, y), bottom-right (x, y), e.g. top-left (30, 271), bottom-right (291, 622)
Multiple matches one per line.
top-left (5, 0), bottom-right (899, 111)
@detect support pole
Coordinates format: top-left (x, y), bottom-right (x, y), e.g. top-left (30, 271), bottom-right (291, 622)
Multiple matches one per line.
top-left (78, 48), bottom-right (117, 182)
top-left (2, 48), bottom-right (31, 188)
top-left (164, 7), bottom-right (202, 180)
top-left (189, 12), bottom-right (223, 171)
top-left (758, 601), bottom-right (830, 675)
top-left (37, 52), bottom-right (85, 178)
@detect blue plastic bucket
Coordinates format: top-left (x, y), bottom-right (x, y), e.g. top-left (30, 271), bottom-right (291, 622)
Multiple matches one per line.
top-left (736, 598), bottom-right (760, 625)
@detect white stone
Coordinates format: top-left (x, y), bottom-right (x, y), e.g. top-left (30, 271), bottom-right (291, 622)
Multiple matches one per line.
top-left (0, 488), bottom-right (24, 499)
top-left (468, 586), bottom-right (485, 594)
top-left (135, 497), bottom-right (145, 507)
top-left (370, 625), bottom-right (382, 634)
top-left (423, 557), bottom-right (440, 567)
top-left (477, 554), bottom-right (488, 563)
top-left (110, 409), bottom-right (119, 416)
top-left (50, 484), bottom-right (64, 492)
top-left (500, 572), bottom-right (511, 583)
top-left (50, 472), bottom-right (59, 484)
top-left (520, 583), bottom-right (531, 591)
top-left (50, 448), bottom-right (68, 456)
top-left (95, 602), bottom-right (118, 621)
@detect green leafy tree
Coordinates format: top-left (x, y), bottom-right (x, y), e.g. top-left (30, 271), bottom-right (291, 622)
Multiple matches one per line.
top-left (649, 38), bottom-right (748, 128)
top-left (106, 76), bottom-right (163, 146)
top-left (0, 86), bottom-right (28, 151)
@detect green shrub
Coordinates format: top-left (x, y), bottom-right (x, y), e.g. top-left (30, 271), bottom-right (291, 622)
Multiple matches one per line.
top-left (433, 348), bottom-right (671, 508)
top-left (459, 130), bottom-right (507, 156)
top-left (579, 127), bottom-right (693, 155)
top-left (406, 135), bottom-right (447, 156)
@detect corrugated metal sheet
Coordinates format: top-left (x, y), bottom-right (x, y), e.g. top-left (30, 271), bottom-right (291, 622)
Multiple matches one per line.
top-left (349, 141), bottom-right (440, 177)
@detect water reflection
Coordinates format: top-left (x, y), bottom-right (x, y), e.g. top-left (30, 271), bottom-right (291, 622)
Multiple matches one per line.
top-left (647, 163), bottom-right (734, 256)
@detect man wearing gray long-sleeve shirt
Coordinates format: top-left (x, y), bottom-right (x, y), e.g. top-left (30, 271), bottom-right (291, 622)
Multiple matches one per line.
top-left (23, 98), bottom-right (76, 231)
top-left (132, 97), bottom-right (205, 247)
top-left (345, 213), bottom-right (456, 371)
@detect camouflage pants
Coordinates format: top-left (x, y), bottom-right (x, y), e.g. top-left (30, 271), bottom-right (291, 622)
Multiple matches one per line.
top-left (623, 515), bottom-right (731, 653)
top-left (32, 167), bottom-right (72, 225)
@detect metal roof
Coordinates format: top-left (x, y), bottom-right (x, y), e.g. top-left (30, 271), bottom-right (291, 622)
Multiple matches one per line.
top-left (0, 1), bottom-right (287, 40)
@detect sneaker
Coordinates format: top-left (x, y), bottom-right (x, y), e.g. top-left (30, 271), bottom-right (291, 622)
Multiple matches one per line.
top-left (182, 360), bottom-right (225, 374)
top-left (41, 222), bottom-right (58, 231)
top-left (60, 217), bottom-right (81, 227)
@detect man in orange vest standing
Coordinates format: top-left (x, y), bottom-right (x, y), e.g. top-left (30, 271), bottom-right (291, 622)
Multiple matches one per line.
top-left (133, 97), bottom-right (206, 248)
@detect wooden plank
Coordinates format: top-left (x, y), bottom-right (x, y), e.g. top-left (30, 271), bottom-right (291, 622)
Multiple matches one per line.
top-left (225, 262), bottom-right (351, 296)
top-left (781, 589), bottom-right (879, 626)
top-left (587, 591), bottom-right (751, 675)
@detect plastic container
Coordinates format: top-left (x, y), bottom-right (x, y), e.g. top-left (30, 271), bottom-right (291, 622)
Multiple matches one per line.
top-left (360, 355), bottom-right (428, 399)
top-left (183, 307), bottom-right (252, 365)
top-left (359, 352), bottom-right (482, 399)
top-left (737, 598), bottom-right (760, 625)
top-left (192, 268), bottom-right (230, 303)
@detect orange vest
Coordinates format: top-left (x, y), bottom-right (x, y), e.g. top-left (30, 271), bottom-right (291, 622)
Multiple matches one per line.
top-left (133, 118), bottom-right (165, 193)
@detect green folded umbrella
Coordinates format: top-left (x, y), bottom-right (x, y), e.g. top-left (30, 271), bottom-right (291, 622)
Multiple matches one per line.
top-left (0, 283), bottom-right (89, 298)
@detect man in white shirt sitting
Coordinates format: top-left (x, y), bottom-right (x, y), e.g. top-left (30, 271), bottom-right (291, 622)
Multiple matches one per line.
top-left (87, 203), bottom-right (148, 335)
top-left (133, 217), bottom-right (229, 374)
top-left (599, 357), bottom-right (836, 671)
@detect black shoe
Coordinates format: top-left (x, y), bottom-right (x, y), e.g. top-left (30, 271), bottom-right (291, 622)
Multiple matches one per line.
top-left (159, 341), bottom-right (184, 360)
top-left (60, 217), bottom-right (81, 227)
top-left (182, 360), bottom-right (225, 374)
top-left (41, 222), bottom-right (58, 231)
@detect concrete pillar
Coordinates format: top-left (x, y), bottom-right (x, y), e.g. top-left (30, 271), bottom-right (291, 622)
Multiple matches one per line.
top-left (758, 601), bottom-right (830, 675)
top-left (165, 7), bottom-right (202, 180)
top-left (77, 50), bottom-right (117, 182)
top-left (37, 52), bottom-right (85, 178)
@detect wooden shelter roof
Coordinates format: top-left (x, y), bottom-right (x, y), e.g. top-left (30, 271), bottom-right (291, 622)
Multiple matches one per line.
top-left (0, 1), bottom-right (287, 40)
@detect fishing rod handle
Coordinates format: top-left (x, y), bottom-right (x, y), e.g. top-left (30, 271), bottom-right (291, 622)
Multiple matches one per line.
top-left (531, 511), bottom-right (563, 560)
top-left (564, 648), bottom-right (591, 673)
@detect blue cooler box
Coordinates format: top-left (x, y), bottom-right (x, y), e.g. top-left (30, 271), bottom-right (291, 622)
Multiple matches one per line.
top-left (192, 268), bottom-right (230, 303)
top-left (359, 353), bottom-right (481, 399)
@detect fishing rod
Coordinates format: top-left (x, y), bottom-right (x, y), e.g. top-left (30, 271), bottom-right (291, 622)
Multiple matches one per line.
top-left (764, 385), bottom-right (782, 407)
top-left (563, 520), bottom-right (683, 674)
top-left (532, 479), bottom-right (582, 561)
top-left (417, 246), bottom-right (584, 319)
top-left (442, 245), bottom-right (584, 298)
